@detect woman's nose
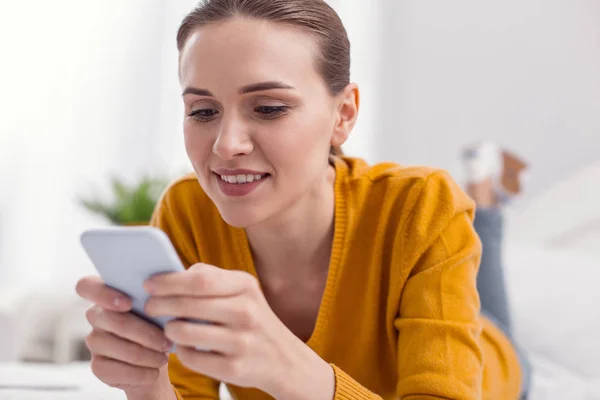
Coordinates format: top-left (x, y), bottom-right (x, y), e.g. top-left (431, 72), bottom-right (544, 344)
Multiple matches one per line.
top-left (212, 117), bottom-right (254, 160)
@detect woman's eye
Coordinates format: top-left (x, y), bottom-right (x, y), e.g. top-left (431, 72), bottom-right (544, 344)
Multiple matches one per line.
top-left (254, 105), bottom-right (288, 119)
top-left (188, 109), bottom-right (219, 122)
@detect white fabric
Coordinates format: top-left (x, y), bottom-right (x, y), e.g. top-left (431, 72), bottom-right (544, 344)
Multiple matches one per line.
top-left (0, 362), bottom-right (233, 400)
top-left (505, 242), bottom-right (600, 399)
top-left (527, 353), bottom-right (600, 400)
top-left (506, 160), bottom-right (600, 256)
top-left (0, 362), bottom-right (125, 399)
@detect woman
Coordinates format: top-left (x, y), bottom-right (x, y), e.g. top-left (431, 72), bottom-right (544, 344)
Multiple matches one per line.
top-left (76, 1), bottom-right (527, 399)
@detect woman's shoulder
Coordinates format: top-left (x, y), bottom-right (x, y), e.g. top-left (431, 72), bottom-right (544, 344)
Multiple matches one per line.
top-left (340, 156), bottom-right (449, 187)
top-left (338, 156), bottom-right (476, 248)
top-left (340, 156), bottom-right (473, 211)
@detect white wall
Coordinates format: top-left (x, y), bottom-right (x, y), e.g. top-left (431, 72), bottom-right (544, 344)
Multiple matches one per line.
top-left (0, 0), bottom-right (169, 291)
top-left (155, 0), bottom-right (199, 175)
top-left (378, 0), bottom-right (600, 199)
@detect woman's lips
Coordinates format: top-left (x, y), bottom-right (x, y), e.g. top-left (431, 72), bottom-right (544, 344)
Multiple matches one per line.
top-left (214, 171), bottom-right (269, 197)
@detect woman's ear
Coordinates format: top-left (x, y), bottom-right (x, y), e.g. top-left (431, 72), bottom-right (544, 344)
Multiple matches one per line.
top-left (331, 83), bottom-right (360, 148)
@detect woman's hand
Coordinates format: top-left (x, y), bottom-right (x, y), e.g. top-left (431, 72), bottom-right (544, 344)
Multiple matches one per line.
top-left (75, 276), bottom-right (176, 400)
top-left (143, 263), bottom-right (335, 400)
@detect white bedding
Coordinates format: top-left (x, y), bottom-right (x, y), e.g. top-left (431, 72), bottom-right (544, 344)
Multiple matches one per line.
top-left (3, 351), bottom-right (600, 400)
top-left (505, 242), bottom-right (600, 400)
top-left (0, 362), bottom-right (125, 399)
top-left (0, 362), bottom-right (232, 400)
top-left (499, 159), bottom-right (600, 399)
top-left (528, 353), bottom-right (600, 400)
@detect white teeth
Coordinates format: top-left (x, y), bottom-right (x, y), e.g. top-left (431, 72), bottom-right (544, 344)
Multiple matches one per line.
top-left (219, 173), bottom-right (267, 184)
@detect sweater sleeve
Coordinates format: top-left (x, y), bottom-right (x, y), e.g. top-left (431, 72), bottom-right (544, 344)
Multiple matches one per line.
top-left (393, 172), bottom-right (484, 399)
top-left (327, 172), bottom-right (483, 400)
top-left (150, 190), bottom-right (221, 400)
top-left (330, 364), bottom-right (383, 399)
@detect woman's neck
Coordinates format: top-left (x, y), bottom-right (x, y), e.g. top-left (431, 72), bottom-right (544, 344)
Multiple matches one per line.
top-left (245, 164), bottom-right (336, 281)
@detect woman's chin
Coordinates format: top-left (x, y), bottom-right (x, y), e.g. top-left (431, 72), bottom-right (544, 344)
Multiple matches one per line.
top-left (217, 207), bottom-right (266, 229)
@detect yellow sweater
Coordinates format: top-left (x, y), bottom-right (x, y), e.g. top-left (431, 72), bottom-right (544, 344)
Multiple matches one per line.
top-left (150, 156), bottom-right (522, 400)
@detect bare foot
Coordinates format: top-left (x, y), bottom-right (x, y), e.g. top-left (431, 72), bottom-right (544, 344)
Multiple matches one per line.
top-left (500, 150), bottom-right (528, 196)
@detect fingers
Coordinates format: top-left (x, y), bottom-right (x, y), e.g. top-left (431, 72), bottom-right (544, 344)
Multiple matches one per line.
top-left (90, 355), bottom-right (161, 387)
top-left (76, 276), bottom-right (132, 312)
top-left (144, 264), bottom-right (258, 298)
top-left (86, 306), bottom-right (173, 353)
top-left (86, 329), bottom-right (168, 368)
top-left (174, 346), bottom-right (233, 382)
top-left (174, 345), bottom-right (258, 385)
top-left (78, 276), bottom-right (174, 391)
top-left (145, 296), bottom-right (258, 328)
top-left (164, 320), bottom-right (248, 355)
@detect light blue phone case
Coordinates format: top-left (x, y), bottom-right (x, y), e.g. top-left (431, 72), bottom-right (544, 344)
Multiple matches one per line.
top-left (80, 226), bottom-right (187, 352)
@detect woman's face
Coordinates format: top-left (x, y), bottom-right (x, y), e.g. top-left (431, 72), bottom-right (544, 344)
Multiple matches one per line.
top-left (179, 18), bottom-right (355, 228)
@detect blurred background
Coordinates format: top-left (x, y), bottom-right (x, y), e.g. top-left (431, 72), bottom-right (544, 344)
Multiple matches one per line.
top-left (0, 0), bottom-right (599, 398)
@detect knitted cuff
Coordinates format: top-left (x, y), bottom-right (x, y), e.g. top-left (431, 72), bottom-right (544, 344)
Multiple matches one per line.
top-left (330, 364), bottom-right (381, 400)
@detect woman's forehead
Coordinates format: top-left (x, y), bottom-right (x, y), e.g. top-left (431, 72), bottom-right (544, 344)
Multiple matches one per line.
top-left (179, 18), bottom-right (321, 92)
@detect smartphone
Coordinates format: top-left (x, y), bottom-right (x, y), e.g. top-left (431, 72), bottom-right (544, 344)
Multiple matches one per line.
top-left (80, 226), bottom-right (186, 331)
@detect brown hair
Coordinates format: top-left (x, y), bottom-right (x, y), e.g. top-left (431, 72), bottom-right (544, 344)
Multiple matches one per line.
top-left (177, 0), bottom-right (349, 155)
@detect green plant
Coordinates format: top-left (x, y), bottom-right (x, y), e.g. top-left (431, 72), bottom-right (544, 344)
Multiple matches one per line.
top-left (79, 175), bottom-right (169, 225)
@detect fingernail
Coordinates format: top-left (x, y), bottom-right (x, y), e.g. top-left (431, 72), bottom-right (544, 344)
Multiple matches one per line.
top-left (163, 339), bottom-right (174, 351)
top-left (114, 296), bottom-right (127, 308)
top-left (144, 281), bottom-right (156, 294)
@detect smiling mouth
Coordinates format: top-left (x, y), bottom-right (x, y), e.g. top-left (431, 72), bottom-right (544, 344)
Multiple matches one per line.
top-left (215, 173), bottom-right (270, 184)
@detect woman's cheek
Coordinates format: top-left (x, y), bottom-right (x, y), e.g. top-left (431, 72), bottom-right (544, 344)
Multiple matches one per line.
top-left (184, 125), bottom-right (210, 157)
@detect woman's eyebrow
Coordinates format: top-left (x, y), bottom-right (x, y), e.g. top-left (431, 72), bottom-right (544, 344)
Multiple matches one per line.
top-left (181, 81), bottom-right (295, 97)
top-left (239, 81), bottom-right (295, 94)
top-left (182, 87), bottom-right (214, 97)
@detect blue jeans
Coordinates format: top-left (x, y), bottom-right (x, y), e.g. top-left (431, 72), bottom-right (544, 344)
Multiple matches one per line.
top-left (474, 209), bottom-right (531, 399)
